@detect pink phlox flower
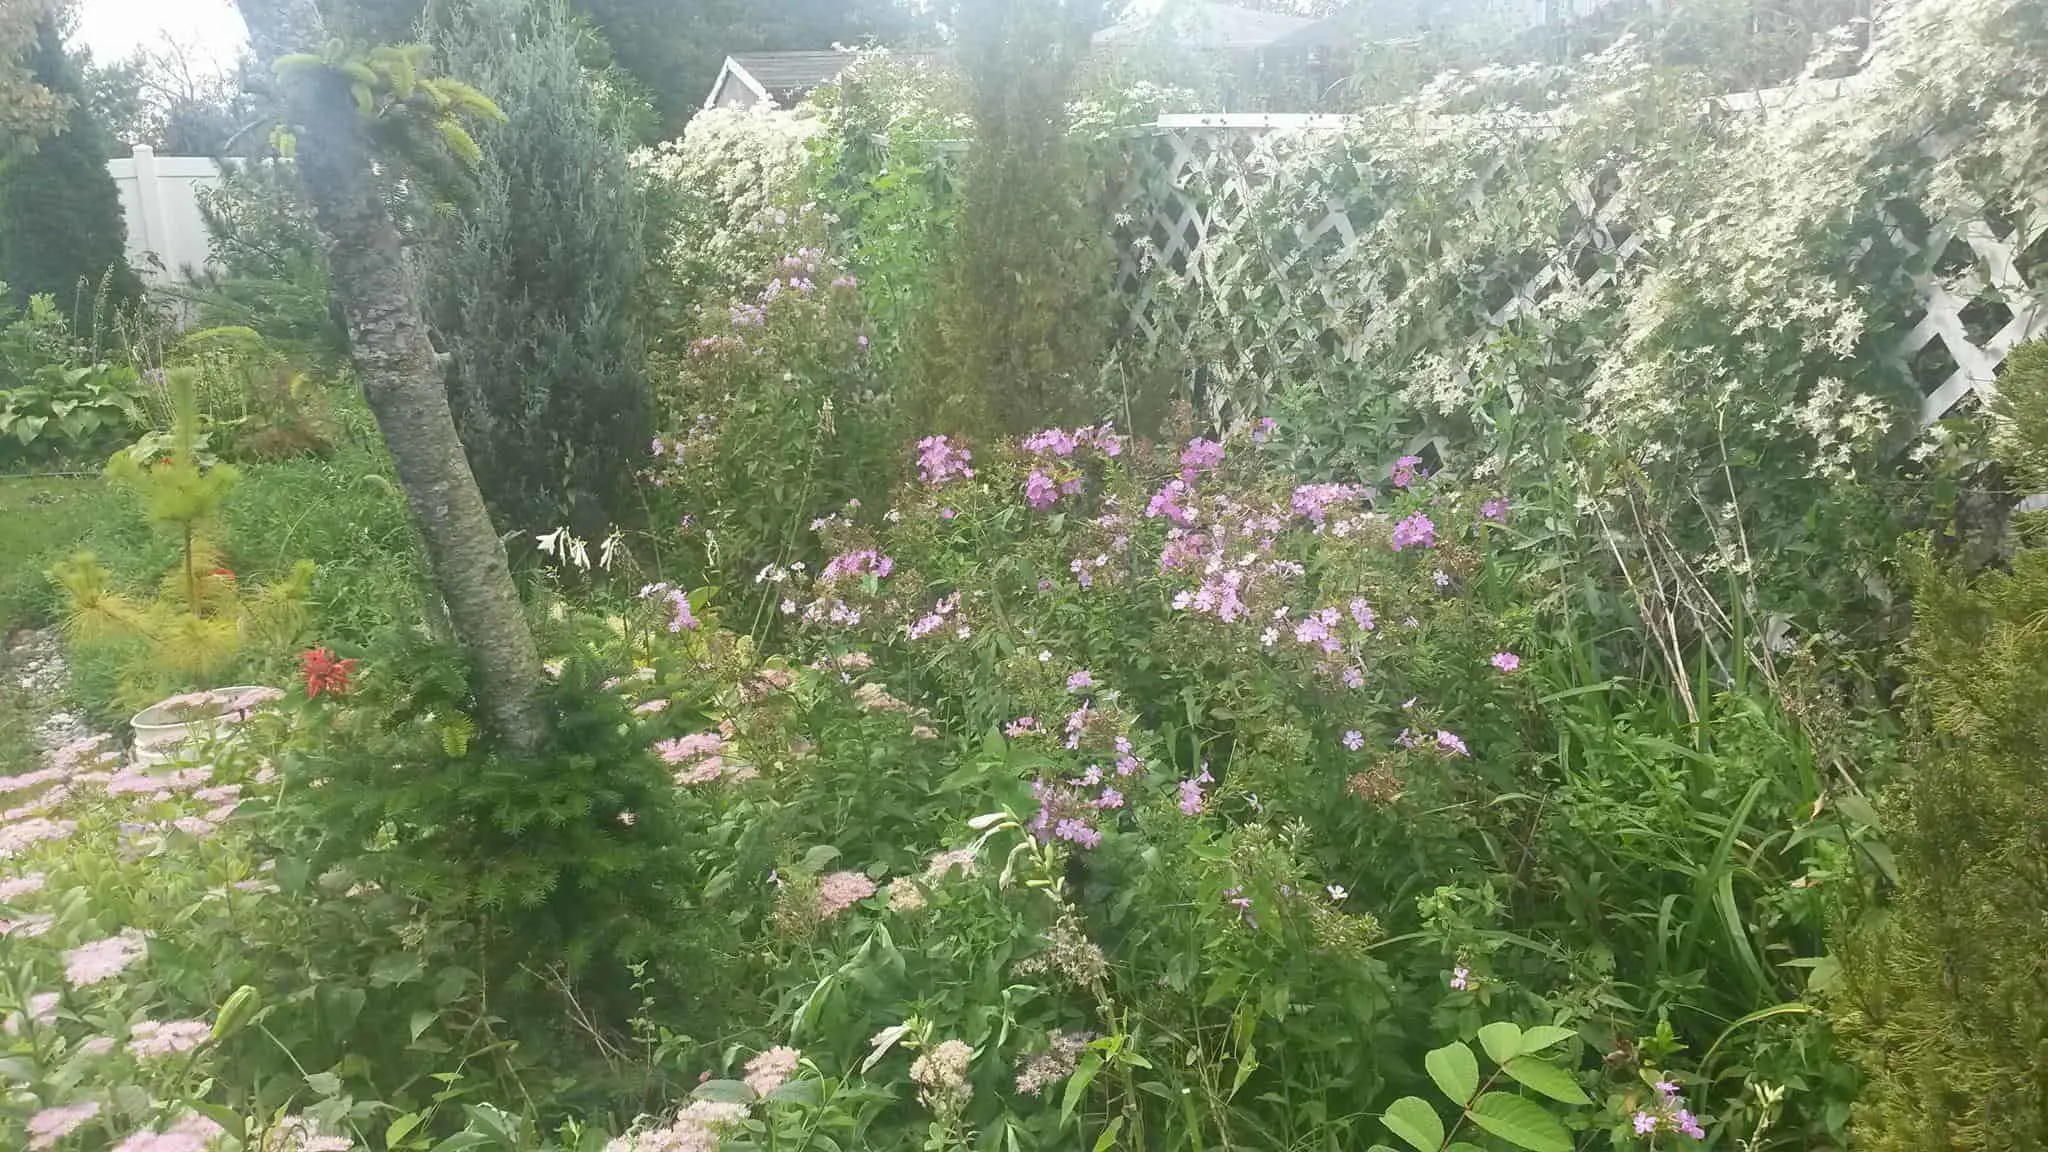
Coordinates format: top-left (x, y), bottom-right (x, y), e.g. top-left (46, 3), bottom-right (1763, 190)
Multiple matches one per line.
top-left (1491, 651), bottom-right (1521, 673)
top-left (1177, 778), bottom-right (1205, 816)
top-left (1391, 513), bottom-right (1437, 551)
top-left (1290, 483), bottom-right (1365, 524)
top-left (1435, 731), bottom-right (1470, 757)
top-left (1179, 438), bottom-right (1225, 481)
top-left (1481, 496), bottom-right (1509, 522)
top-left (1341, 730), bottom-right (1364, 751)
top-left (1633, 1111), bottom-right (1659, 1135)
top-left (1024, 470), bottom-right (1059, 510)
top-left (1391, 455), bottom-right (1427, 489)
top-left (915, 436), bottom-right (974, 485)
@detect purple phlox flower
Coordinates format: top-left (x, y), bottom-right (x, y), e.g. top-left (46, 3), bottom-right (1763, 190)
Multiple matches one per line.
top-left (1066, 669), bottom-right (1093, 693)
top-left (1348, 597), bottom-right (1376, 631)
top-left (1673, 1110), bottom-right (1704, 1139)
top-left (1196, 762), bottom-right (1214, 784)
top-left (1177, 778), bottom-right (1205, 816)
top-left (1435, 731), bottom-right (1470, 757)
top-left (1005, 716), bottom-right (1037, 738)
top-left (1491, 651), bottom-right (1521, 673)
top-left (857, 334), bottom-right (869, 348)
top-left (1450, 965), bottom-right (1470, 991)
top-left (1481, 496), bottom-right (1509, 522)
top-left (1391, 454), bottom-right (1428, 489)
top-left (1025, 470), bottom-right (1059, 510)
top-left (915, 436), bottom-right (974, 485)
top-left (1432, 570), bottom-right (1451, 588)
top-left (1291, 483), bottom-right (1365, 525)
top-left (1096, 787), bottom-right (1124, 809)
top-left (1053, 818), bottom-right (1102, 849)
top-left (1146, 479), bottom-right (1194, 525)
top-left (1391, 512), bottom-right (1437, 551)
top-left (1633, 1111), bottom-right (1659, 1135)
top-left (1653, 1080), bottom-right (1681, 1100)
top-left (1341, 730), bottom-right (1365, 751)
top-left (1251, 416), bottom-right (1276, 443)
top-left (1179, 438), bottom-right (1225, 481)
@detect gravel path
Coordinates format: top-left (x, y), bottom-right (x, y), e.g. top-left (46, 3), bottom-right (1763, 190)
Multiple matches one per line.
top-left (7, 627), bottom-right (94, 757)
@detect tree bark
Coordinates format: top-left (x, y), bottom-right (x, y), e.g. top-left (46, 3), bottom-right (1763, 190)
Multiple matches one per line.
top-left (236, 0), bottom-right (549, 754)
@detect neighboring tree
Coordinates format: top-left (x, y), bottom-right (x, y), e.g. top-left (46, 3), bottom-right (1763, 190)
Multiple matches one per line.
top-left (232, 0), bottom-right (549, 754)
top-left (0, 16), bottom-right (141, 313)
top-left (104, 39), bottom-right (258, 156)
top-left (427, 0), bottom-right (650, 538)
top-left (1839, 341), bottom-right (2048, 1149)
top-left (0, 0), bottom-right (69, 154)
top-left (922, 0), bottom-right (1112, 434)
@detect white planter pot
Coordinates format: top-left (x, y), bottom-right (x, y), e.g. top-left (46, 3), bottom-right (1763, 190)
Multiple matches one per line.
top-left (130, 685), bottom-right (283, 767)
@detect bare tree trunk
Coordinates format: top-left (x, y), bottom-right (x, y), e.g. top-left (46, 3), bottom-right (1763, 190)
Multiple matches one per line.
top-left (236, 0), bottom-right (548, 754)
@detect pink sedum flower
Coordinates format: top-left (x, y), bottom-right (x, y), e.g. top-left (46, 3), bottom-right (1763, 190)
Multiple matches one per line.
top-left (128, 1019), bottom-right (212, 1060)
top-left (63, 931), bottom-right (146, 987)
top-left (816, 871), bottom-right (877, 919)
top-left (745, 1044), bottom-right (803, 1097)
top-left (28, 1101), bottom-right (100, 1149)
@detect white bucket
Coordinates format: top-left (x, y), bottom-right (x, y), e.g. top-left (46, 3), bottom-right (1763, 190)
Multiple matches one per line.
top-left (130, 685), bottom-right (282, 767)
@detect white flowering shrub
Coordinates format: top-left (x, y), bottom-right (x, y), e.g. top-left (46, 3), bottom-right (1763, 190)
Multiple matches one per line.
top-left (1114, 0), bottom-right (2048, 660)
top-left (635, 106), bottom-right (825, 328)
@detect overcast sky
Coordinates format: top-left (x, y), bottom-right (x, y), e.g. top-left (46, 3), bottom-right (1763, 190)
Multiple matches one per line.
top-left (72, 0), bottom-right (248, 71)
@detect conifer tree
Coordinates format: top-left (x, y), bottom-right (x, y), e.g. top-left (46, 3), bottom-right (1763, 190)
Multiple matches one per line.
top-left (426, 0), bottom-right (650, 537)
top-left (0, 16), bottom-right (141, 313)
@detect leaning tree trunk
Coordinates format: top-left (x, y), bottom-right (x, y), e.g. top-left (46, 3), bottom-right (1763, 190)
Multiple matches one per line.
top-left (236, 0), bottom-right (548, 754)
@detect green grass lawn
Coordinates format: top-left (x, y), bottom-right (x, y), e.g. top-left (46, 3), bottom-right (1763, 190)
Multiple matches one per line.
top-left (0, 475), bottom-right (108, 635)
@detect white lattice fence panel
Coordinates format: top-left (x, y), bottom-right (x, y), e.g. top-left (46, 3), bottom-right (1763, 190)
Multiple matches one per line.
top-left (1113, 114), bottom-right (2048, 433)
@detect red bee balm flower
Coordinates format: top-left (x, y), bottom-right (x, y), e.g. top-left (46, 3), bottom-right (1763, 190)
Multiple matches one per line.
top-left (300, 647), bottom-right (358, 698)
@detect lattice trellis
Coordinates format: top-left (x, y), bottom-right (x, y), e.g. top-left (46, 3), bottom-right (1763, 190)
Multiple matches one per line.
top-left (1110, 110), bottom-right (2048, 434)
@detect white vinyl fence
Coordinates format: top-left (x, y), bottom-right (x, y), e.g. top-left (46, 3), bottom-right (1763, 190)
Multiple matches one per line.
top-left (107, 146), bottom-right (223, 289)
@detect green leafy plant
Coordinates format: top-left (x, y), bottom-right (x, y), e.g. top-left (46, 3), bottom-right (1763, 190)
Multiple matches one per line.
top-left (1377, 1021), bottom-right (1589, 1152)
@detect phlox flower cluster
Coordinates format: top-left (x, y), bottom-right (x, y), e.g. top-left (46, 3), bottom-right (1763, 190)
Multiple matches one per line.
top-left (1391, 454), bottom-right (1428, 489)
top-left (915, 435), bottom-right (974, 485)
top-left (1178, 437), bottom-right (1225, 480)
top-left (639, 582), bottom-right (700, 633)
top-left (909, 593), bottom-right (962, 640)
top-left (1291, 482), bottom-right (1367, 524)
top-left (1020, 424), bottom-right (1122, 511)
top-left (819, 548), bottom-right (894, 584)
top-left (1390, 512), bottom-right (1437, 551)
top-left (1631, 1079), bottom-right (1707, 1140)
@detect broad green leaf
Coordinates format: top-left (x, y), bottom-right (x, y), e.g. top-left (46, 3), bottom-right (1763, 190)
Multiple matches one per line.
top-left (1093, 1116), bottom-right (1124, 1151)
top-left (305, 1071), bottom-right (342, 1097)
top-left (1381, 1096), bottom-right (1444, 1152)
top-left (387, 1114), bottom-right (424, 1146)
top-left (1501, 1056), bottom-right (1591, 1105)
top-left (1060, 1052), bottom-right (1104, 1128)
top-left (1518, 1025), bottom-right (1575, 1053)
top-left (692, 1078), bottom-right (754, 1104)
top-left (1465, 1092), bottom-right (1571, 1152)
top-left (1477, 1021), bottom-right (1524, 1065)
top-left (1425, 1041), bottom-right (1480, 1104)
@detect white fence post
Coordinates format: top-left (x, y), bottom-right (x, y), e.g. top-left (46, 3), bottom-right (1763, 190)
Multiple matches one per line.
top-left (128, 145), bottom-right (168, 271)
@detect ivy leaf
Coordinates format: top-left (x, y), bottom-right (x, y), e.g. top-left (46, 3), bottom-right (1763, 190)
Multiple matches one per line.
top-left (1501, 1056), bottom-right (1591, 1105)
top-left (1425, 1041), bottom-right (1480, 1104)
top-left (1519, 1025), bottom-right (1576, 1053)
top-left (1477, 1021), bottom-right (1524, 1065)
top-left (1465, 1092), bottom-right (1572, 1152)
top-left (1381, 1096), bottom-right (1444, 1152)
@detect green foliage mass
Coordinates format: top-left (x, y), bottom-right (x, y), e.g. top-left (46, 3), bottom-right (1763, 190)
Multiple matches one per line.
top-left (919, 0), bottom-right (1114, 437)
top-left (0, 18), bottom-right (141, 315)
top-left (1837, 341), bottom-right (2048, 1150)
top-left (427, 0), bottom-right (651, 537)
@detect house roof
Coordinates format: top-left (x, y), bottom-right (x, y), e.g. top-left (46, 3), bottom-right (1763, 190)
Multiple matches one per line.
top-left (1092, 2), bottom-right (1319, 49)
top-left (727, 50), bottom-right (864, 99)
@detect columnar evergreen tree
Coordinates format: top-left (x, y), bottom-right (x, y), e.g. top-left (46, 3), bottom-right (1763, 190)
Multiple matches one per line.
top-left (1839, 340), bottom-right (2048, 1149)
top-left (921, 0), bottom-right (1112, 435)
top-left (428, 0), bottom-right (650, 536)
top-left (0, 16), bottom-right (141, 313)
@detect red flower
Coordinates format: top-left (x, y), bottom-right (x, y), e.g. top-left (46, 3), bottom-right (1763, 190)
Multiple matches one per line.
top-left (300, 647), bottom-right (358, 698)
top-left (212, 567), bottom-right (236, 580)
